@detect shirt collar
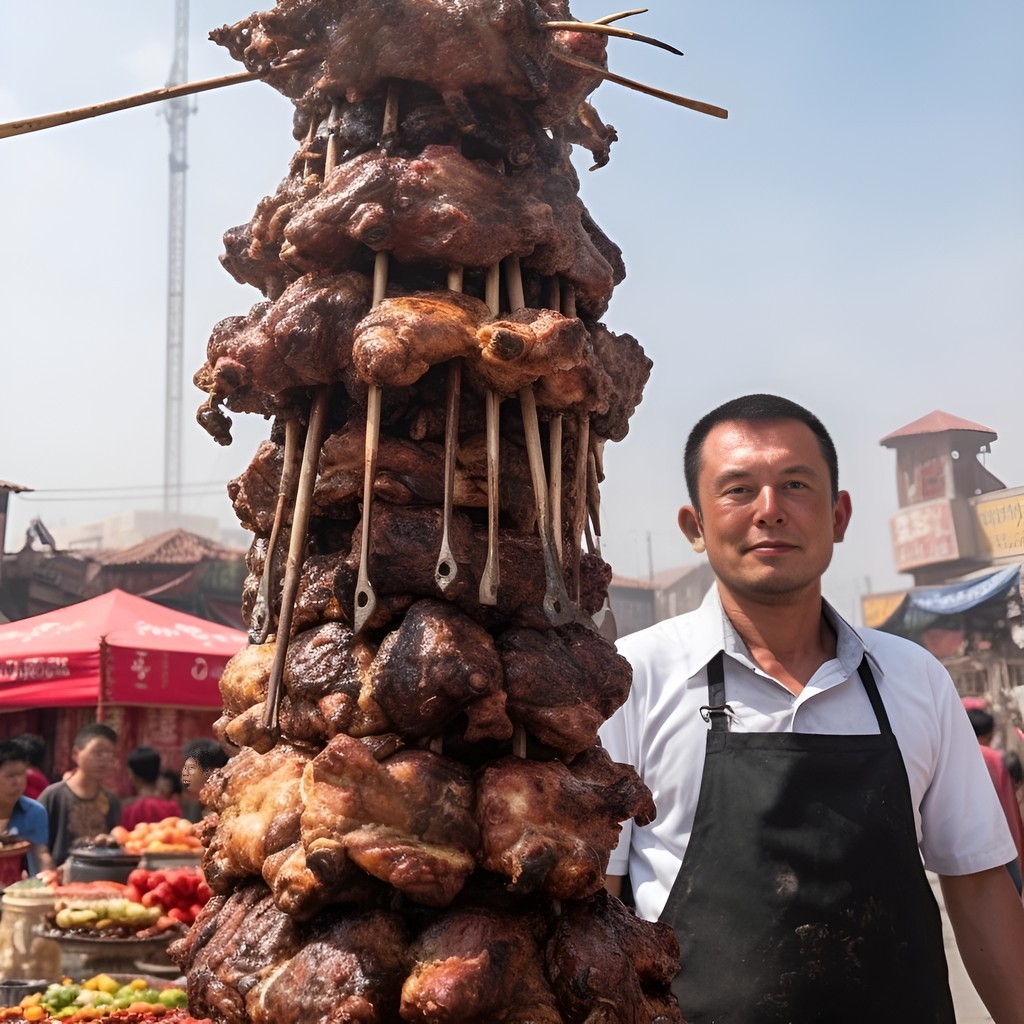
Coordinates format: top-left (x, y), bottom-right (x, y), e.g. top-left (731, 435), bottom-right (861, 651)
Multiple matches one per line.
top-left (686, 583), bottom-right (869, 679)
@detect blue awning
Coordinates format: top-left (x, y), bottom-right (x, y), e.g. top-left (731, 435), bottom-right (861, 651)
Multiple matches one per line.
top-left (907, 565), bottom-right (1021, 616)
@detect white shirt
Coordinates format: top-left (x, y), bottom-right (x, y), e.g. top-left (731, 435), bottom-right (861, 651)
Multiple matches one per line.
top-left (599, 586), bottom-right (1017, 923)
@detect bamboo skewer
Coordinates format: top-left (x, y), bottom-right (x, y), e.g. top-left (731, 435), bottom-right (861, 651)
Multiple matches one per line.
top-left (250, 416), bottom-right (301, 645)
top-left (354, 82), bottom-right (401, 637)
top-left (259, 389), bottom-right (331, 748)
top-left (571, 412), bottom-right (590, 601)
top-left (479, 263), bottom-right (503, 608)
top-left (543, 21), bottom-right (683, 57)
top-left (435, 266), bottom-right (465, 593)
top-left (551, 52), bottom-right (728, 118)
top-left (0, 70), bottom-right (258, 140)
top-left (595, 9), bottom-right (650, 26)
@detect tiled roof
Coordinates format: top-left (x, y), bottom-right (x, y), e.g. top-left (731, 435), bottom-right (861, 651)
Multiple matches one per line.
top-left (92, 528), bottom-right (245, 566)
top-left (611, 565), bottom-right (706, 590)
top-left (880, 410), bottom-right (997, 445)
top-left (0, 479), bottom-right (31, 492)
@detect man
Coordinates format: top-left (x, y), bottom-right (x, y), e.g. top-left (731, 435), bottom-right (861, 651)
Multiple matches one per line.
top-left (0, 739), bottom-right (54, 886)
top-left (600, 394), bottom-right (1024, 1023)
top-left (120, 746), bottom-right (181, 830)
top-left (964, 702), bottom-right (1024, 894)
top-left (38, 722), bottom-right (122, 867)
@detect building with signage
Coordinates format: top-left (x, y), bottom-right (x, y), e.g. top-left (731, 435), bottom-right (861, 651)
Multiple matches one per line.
top-left (863, 411), bottom-right (1024, 750)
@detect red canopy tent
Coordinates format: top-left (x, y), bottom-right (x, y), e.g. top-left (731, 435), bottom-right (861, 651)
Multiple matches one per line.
top-left (0, 588), bottom-right (246, 711)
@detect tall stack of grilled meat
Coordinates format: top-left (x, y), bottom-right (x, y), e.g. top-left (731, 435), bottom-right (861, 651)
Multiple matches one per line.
top-left (171, 2), bottom-right (682, 1021)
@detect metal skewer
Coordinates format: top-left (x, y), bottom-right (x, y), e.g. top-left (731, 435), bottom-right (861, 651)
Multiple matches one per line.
top-left (259, 389), bottom-right (331, 747)
top-left (505, 256), bottom-right (574, 626)
top-left (250, 416), bottom-right (300, 644)
top-left (435, 267), bottom-right (465, 592)
top-left (353, 82), bottom-right (401, 636)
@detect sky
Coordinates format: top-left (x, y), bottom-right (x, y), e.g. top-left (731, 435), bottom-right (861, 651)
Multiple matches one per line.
top-left (1, 1), bottom-right (1022, 625)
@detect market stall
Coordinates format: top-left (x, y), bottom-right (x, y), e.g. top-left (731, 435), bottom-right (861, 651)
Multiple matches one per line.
top-left (0, 590), bottom-right (245, 788)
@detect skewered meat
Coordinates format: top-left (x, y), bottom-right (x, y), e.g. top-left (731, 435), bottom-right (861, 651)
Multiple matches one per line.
top-left (217, 623), bottom-right (389, 750)
top-left (346, 503), bottom-right (611, 631)
top-left (301, 734), bottom-right (480, 907)
top-left (369, 599), bottom-right (512, 743)
top-left (249, 907), bottom-right (409, 1024)
top-left (171, 884), bottom-right (409, 1024)
top-left (170, 885), bottom-right (301, 1024)
top-left (194, 270), bottom-right (372, 406)
top-left (589, 323), bottom-right (652, 443)
top-left (545, 891), bottom-right (684, 1024)
top-left (212, 1), bottom-right (553, 105)
top-left (280, 145), bottom-right (619, 314)
top-left (401, 906), bottom-right (563, 1024)
top-left (477, 748), bottom-right (655, 900)
top-left (498, 622), bottom-right (631, 757)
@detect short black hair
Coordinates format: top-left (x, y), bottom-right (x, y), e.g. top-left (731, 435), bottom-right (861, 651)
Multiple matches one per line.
top-left (183, 739), bottom-right (229, 773)
top-left (126, 746), bottom-right (162, 784)
top-left (73, 722), bottom-right (118, 749)
top-left (0, 740), bottom-right (29, 770)
top-left (966, 708), bottom-right (995, 738)
top-left (683, 394), bottom-right (839, 510)
top-left (13, 734), bottom-right (46, 768)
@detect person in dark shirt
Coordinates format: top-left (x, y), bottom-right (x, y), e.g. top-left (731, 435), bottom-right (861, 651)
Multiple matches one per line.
top-left (120, 746), bottom-right (182, 830)
top-left (38, 723), bottom-right (122, 867)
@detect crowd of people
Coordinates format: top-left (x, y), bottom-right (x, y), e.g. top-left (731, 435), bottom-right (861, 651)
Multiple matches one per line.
top-left (0, 727), bottom-right (230, 884)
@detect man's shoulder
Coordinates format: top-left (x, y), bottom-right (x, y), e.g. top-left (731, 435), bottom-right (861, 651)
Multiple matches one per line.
top-left (15, 794), bottom-right (46, 818)
top-left (37, 780), bottom-right (69, 804)
top-left (616, 605), bottom-right (713, 675)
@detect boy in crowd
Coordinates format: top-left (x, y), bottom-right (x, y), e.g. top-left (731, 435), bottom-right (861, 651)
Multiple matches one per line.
top-left (0, 739), bottom-right (54, 885)
top-left (121, 746), bottom-right (182, 830)
top-left (38, 723), bottom-right (121, 867)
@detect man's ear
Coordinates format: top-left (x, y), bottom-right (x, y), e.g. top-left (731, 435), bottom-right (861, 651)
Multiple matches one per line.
top-left (678, 505), bottom-right (705, 553)
top-left (833, 491), bottom-right (853, 543)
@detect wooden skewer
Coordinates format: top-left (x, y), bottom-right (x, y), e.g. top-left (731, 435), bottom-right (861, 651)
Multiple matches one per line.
top-left (0, 70), bottom-right (258, 140)
top-left (505, 256), bottom-right (574, 627)
top-left (250, 416), bottom-right (301, 644)
top-left (594, 9), bottom-right (650, 26)
top-left (549, 413), bottom-right (564, 566)
top-left (571, 412), bottom-right (591, 601)
top-left (479, 263), bottom-right (503, 608)
top-left (551, 52), bottom-right (728, 119)
top-left (435, 266), bottom-right (464, 593)
top-left (353, 83), bottom-right (401, 635)
top-left (543, 21), bottom-right (683, 57)
top-left (259, 389), bottom-right (331, 748)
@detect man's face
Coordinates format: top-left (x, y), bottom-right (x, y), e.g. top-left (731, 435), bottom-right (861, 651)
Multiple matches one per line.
top-left (181, 757), bottom-right (204, 793)
top-left (73, 736), bottom-right (116, 782)
top-left (678, 418), bottom-right (852, 605)
top-left (0, 759), bottom-right (28, 807)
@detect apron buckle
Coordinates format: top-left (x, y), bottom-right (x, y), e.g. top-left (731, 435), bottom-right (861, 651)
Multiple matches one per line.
top-left (699, 702), bottom-right (734, 723)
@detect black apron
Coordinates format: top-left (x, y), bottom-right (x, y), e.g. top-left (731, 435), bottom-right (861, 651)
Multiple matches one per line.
top-left (660, 651), bottom-right (955, 1023)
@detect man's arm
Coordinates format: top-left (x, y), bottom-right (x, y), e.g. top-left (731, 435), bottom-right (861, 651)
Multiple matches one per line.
top-left (30, 842), bottom-right (54, 875)
top-left (940, 866), bottom-right (1024, 1022)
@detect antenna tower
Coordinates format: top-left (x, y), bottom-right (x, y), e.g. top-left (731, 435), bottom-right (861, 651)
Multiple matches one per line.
top-left (163, 0), bottom-right (190, 514)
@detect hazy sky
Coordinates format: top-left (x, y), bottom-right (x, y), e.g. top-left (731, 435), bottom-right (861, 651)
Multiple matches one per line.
top-left (2, 2), bottom-right (1021, 624)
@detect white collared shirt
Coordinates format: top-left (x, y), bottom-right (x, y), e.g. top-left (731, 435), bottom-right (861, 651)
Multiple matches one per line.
top-left (599, 586), bottom-right (1017, 922)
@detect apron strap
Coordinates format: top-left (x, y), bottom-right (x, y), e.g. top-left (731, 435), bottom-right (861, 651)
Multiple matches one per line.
top-left (700, 652), bottom-right (733, 732)
top-left (856, 656), bottom-right (894, 736)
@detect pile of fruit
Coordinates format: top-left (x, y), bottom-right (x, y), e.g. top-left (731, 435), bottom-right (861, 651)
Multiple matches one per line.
top-left (0, 975), bottom-right (211, 1022)
top-left (109, 820), bottom-right (201, 856)
top-left (124, 869), bottom-right (212, 928)
top-left (48, 884), bottom-right (166, 940)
